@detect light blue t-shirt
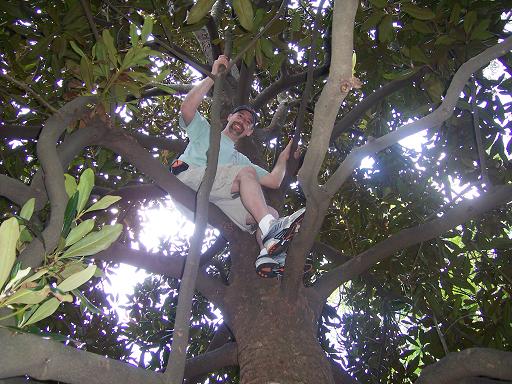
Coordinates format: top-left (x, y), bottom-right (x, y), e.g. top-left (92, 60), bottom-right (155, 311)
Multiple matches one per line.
top-left (178, 112), bottom-right (269, 178)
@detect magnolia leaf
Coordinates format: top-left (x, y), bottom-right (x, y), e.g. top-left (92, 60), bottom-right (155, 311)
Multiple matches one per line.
top-left (73, 288), bottom-right (101, 314)
top-left (186, 0), bottom-right (216, 25)
top-left (3, 266), bottom-right (31, 292)
top-left (69, 41), bottom-right (87, 58)
top-left (129, 23), bottom-right (139, 46)
top-left (65, 219), bottom-right (95, 247)
top-left (64, 174), bottom-right (77, 198)
top-left (21, 268), bottom-right (49, 286)
top-left (402, 4), bottom-right (436, 20)
top-left (102, 29), bottom-right (118, 66)
top-left (61, 224), bottom-right (122, 258)
top-left (57, 264), bottom-right (97, 292)
top-left (3, 285), bottom-right (51, 305)
top-left (63, 192), bottom-right (79, 237)
top-left (0, 218), bottom-right (20, 291)
top-left (233, 0), bottom-right (254, 31)
top-left (24, 297), bottom-right (61, 326)
top-left (84, 195), bottom-right (121, 214)
top-left (20, 198), bottom-right (35, 221)
top-left (140, 16), bottom-right (153, 43)
top-left (77, 168), bottom-right (95, 214)
top-left (464, 11), bottom-right (477, 34)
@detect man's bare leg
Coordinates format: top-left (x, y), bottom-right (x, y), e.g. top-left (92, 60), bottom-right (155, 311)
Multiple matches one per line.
top-left (231, 166), bottom-right (272, 224)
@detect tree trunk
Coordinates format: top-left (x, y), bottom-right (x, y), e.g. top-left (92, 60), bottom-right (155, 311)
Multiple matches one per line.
top-left (223, 237), bottom-right (333, 383)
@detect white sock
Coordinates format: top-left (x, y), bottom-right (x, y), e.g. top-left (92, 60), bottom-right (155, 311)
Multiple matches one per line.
top-left (258, 214), bottom-right (275, 237)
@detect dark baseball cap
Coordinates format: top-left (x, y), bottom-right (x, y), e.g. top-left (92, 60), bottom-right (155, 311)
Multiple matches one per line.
top-left (231, 105), bottom-right (258, 126)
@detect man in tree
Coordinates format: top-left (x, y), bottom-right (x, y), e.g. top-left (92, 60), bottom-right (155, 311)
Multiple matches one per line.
top-left (172, 55), bottom-right (305, 278)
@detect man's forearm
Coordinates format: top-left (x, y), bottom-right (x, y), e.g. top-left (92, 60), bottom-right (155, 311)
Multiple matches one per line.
top-left (181, 77), bottom-right (214, 125)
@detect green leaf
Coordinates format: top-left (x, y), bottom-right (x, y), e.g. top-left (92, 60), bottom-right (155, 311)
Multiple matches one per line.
top-left (449, 4), bottom-right (461, 24)
top-left (20, 198), bottom-right (35, 221)
top-left (3, 285), bottom-right (51, 305)
top-left (141, 16), bottom-right (154, 44)
top-left (369, 0), bottom-right (387, 8)
top-left (233, 0), bottom-right (254, 32)
top-left (0, 218), bottom-right (20, 291)
top-left (102, 29), bottom-right (118, 66)
top-left (186, 0), bottom-right (216, 25)
top-left (24, 297), bottom-right (61, 326)
top-left (155, 83), bottom-right (177, 94)
top-left (62, 192), bottom-right (79, 237)
top-left (412, 20), bottom-right (433, 34)
top-left (64, 174), bottom-right (77, 198)
top-left (409, 46), bottom-right (430, 64)
top-left (77, 168), bottom-right (95, 214)
top-left (73, 288), bottom-right (101, 314)
top-left (463, 11), bottom-right (477, 34)
top-left (61, 224), bottom-right (123, 258)
top-left (3, 266), bottom-right (31, 292)
top-left (402, 4), bottom-right (436, 20)
top-left (80, 56), bottom-right (94, 92)
top-left (435, 35), bottom-right (456, 45)
top-left (21, 268), bottom-right (49, 286)
top-left (57, 264), bottom-right (97, 292)
top-left (69, 41), bottom-right (87, 59)
top-left (129, 23), bottom-right (139, 46)
top-left (65, 219), bottom-right (95, 247)
top-left (84, 195), bottom-right (121, 214)
top-left (378, 15), bottom-right (394, 43)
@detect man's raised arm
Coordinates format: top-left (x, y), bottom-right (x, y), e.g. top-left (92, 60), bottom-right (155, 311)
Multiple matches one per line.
top-left (180, 55), bottom-right (229, 126)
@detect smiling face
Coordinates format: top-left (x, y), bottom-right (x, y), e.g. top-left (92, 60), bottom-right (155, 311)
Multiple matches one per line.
top-left (223, 109), bottom-right (254, 142)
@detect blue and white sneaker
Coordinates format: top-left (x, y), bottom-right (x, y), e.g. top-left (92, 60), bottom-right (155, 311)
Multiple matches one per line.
top-left (255, 251), bottom-right (313, 278)
top-left (262, 208), bottom-right (306, 256)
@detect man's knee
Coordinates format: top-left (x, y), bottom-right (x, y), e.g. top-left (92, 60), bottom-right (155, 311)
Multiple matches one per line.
top-left (236, 166), bottom-right (257, 181)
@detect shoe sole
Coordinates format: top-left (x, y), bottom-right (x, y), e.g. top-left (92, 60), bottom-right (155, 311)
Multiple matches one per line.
top-left (264, 211), bottom-right (305, 256)
top-left (256, 263), bottom-right (313, 279)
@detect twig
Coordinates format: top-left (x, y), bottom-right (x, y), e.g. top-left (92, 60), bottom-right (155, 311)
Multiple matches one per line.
top-left (79, 0), bottom-right (100, 42)
top-left (0, 71), bottom-right (59, 114)
top-left (432, 311), bottom-right (449, 356)
top-left (470, 77), bottom-right (490, 188)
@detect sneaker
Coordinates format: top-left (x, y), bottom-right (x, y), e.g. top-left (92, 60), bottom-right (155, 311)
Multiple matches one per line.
top-left (262, 208), bottom-right (306, 256)
top-left (255, 252), bottom-right (286, 278)
top-left (255, 252), bottom-right (313, 278)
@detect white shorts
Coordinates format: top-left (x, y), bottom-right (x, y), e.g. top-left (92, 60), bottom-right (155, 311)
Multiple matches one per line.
top-left (176, 164), bottom-right (256, 233)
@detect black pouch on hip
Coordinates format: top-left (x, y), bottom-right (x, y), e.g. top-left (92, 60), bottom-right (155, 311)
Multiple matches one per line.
top-left (170, 159), bottom-right (189, 175)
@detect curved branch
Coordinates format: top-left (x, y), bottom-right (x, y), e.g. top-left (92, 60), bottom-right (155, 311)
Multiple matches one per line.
top-left (329, 67), bottom-right (428, 144)
top-left (0, 328), bottom-right (164, 384)
top-left (252, 64), bottom-right (329, 110)
top-left (324, 36), bottom-right (512, 195)
top-left (20, 97), bottom-right (96, 268)
top-left (314, 184), bottom-right (512, 301)
top-left (415, 348), bottom-right (512, 384)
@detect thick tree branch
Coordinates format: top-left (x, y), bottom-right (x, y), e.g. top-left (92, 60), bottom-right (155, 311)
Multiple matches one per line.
top-left (324, 36), bottom-right (512, 195)
top-left (94, 241), bottom-right (227, 304)
top-left (131, 131), bottom-right (186, 154)
top-left (0, 328), bottom-right (236, 384)
top-left (184, 342), bottom-right (238, 381)
top-left (0, 328), bottom-right (164, 384)
top-left (92, 184), bottom-right (166, 202)
top-left (0, 175), bottom-right (44, 208)
top-left (0, 124), bottom-right (42, 140)
top-left (414, 348), bottom-right (512, 384)
top-left (329, 67), bottom-right (428, 144)
top-left (314, 184), bottom-right (512, 301)
top-left (97, 127), bottom-right (240, 242)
